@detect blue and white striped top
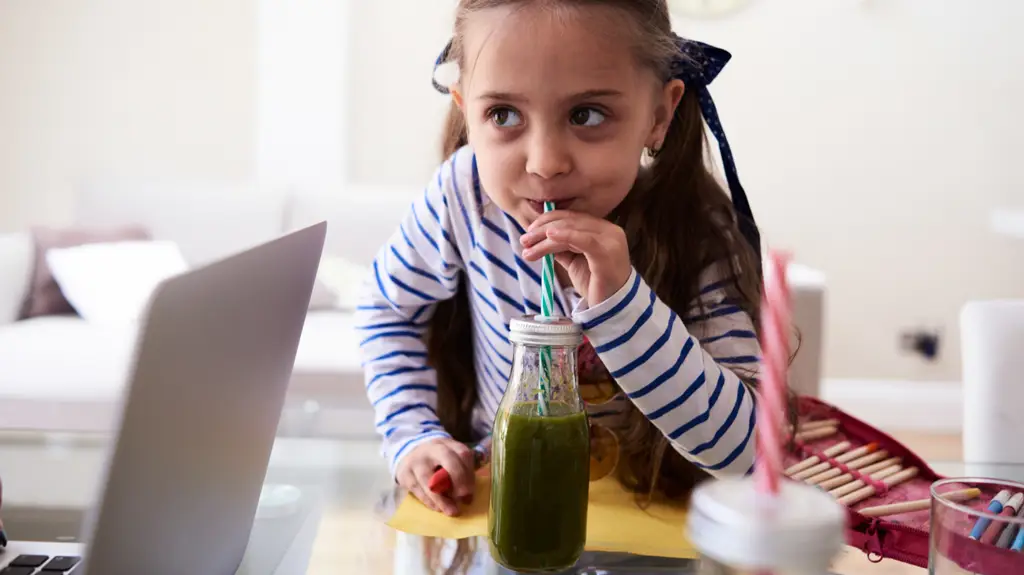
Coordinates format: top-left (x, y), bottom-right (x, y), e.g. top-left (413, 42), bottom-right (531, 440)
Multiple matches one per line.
top-left (357, 145), bottom-right (760, 478)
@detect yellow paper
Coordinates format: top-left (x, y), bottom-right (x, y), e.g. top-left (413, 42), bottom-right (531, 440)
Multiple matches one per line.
top-left (386, 471), bottom-right (698, 560)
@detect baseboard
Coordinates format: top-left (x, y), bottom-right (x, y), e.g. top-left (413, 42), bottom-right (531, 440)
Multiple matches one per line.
top-left (820, 378), bottom-right (963, 434)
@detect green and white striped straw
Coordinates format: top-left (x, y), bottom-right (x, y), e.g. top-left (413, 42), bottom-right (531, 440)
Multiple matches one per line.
top-left (537, 201), bottom-right (557, 416)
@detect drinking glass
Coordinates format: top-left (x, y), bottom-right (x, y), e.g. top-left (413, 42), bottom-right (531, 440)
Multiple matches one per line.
top-left (930, 477), bottom-right (1024, 574)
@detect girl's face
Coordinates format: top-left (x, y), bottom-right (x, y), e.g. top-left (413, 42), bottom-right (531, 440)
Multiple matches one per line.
top-left (453, 4), bottom-right (684, 227)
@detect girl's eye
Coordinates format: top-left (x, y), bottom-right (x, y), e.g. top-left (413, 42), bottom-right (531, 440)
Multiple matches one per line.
top-left (490, 107), bottom-right (523, 128)
top-left (570, 108), bottom-right (606, 127)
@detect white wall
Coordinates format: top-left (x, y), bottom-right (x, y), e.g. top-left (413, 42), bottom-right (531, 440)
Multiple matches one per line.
top-left (0, 0), bottom-right (257, 230)
top-left (345, 0), bottom-right (1024, 381)
top-left (257, 0), bottom-right (349, 192)
top-left (345, 0), bottom-right (457, 185)
top-left (670, 0), bottom-right (1024, 381)
top-left (2, 0), bottom-right (1021, 382)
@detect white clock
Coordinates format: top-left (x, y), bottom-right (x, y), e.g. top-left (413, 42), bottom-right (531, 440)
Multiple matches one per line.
top-left (669, 0), bottom-right (753, 19)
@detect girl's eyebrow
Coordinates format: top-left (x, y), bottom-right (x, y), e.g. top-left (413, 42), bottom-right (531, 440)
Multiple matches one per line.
top-left (476, 89), bottom-right (624, 103)
top-left (477, 91), bottom-right (528, 103)
top-left (566, 89), bottom-right (624, 102)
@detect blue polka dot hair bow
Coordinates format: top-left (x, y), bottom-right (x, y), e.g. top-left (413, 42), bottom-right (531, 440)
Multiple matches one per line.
top-left (670, 35), bottom-right (761, 260)
top-left (431, 35), bottom-right (761, 261)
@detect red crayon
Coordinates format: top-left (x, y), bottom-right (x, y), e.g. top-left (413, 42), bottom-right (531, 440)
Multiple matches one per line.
top-left (427, 437), bottom-right (492, 495)
top-left (981, 492), bottom-right (1024, 545)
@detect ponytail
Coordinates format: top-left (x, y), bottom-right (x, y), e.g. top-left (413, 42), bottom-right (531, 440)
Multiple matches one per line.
top-left (611, 89), bottom-right (765, 502)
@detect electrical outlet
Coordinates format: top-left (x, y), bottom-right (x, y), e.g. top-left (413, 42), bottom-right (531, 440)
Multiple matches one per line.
top-left (900, 329), bottom-right (941, 361)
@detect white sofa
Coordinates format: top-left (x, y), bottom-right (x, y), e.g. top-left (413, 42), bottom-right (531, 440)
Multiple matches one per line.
top-left (0, 182), bottom-right (418, 438)
top-left (0, 181), bottom-right (828, 437)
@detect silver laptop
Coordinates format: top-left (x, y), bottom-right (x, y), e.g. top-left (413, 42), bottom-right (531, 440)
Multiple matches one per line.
top-left (0, 222), bottom-right (326, 574)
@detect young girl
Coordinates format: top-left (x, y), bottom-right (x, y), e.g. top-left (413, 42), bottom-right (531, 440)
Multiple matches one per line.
top-left (359, 0), bottom-right (764, 569)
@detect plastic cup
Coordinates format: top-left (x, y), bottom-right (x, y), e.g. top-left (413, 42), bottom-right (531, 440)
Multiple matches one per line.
top-left (930, 477), bottom-right (1024, 574)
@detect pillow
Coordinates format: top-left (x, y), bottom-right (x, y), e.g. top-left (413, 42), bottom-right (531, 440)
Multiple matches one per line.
top-left (45, 240), bottom-right (188, 325)
top-left (307, 279), bottom-right (339, 310)
top-left (315, 255), bottom-right (371, 311)
top-left (0, 233), bottom-right (33, 323)
top-left (20, 225), bottom-right (151, 319)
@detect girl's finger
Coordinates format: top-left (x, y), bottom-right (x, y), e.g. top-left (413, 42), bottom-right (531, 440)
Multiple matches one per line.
top-left (414, 462), bottom-right (459, 516)
top-left (520, 230), bottom-right (544, 248)
top-left (527, 209), bottom-right (604, 232)
top-left (436, 448), bottom-right (474, 498)
top-left (524, 211), bottom-right (605, 241)
top-left (522, 237), bottom-right (582, 261)
top-left (450, 442), bottom-right (476, 473)
top-left (547, 227), bottom-right (604, 257)
top-left (408, 483), bottom-right (432, 510)
top-left (552, 252), bottom-right (576, 271)
top-left (400, 468), bottom-right (437, 512)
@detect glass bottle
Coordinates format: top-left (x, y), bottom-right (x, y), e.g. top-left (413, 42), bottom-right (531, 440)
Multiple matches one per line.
top-left (488, 315), bottom-right (589, 574)
top-left (687, 477), bottom-right (846, 575)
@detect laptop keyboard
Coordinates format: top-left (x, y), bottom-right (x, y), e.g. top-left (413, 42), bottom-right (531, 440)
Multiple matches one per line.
top-left (1, 555), bottom-right (81, 574)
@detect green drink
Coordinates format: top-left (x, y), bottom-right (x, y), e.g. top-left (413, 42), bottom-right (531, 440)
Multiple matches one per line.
top-left (489, 316), bottom-right (589, 573)
top-left (489, 402), bottom-right (590, 572)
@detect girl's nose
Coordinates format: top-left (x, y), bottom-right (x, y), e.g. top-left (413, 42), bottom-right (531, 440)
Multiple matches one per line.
top-left (525, 132), bottom-right (572, 180)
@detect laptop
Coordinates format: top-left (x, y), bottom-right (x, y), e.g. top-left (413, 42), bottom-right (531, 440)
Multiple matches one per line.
top-left (0, 222), bottom-right (327, 575)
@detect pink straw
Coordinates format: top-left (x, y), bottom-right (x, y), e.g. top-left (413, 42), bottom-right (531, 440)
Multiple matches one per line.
top-left (755, 251), bottom-right (791, 498)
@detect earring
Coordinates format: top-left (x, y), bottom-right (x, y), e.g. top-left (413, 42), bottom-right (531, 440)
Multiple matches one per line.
top-left (646, 144), bottom-right (663, 159)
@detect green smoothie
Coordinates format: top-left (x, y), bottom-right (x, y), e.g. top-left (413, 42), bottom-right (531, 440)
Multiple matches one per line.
top-left (488, 401), bottom-right (590, 573)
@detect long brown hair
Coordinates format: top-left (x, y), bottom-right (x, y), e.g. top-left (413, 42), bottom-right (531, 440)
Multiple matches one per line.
top-left (422, 1), bottom-right (767, 571)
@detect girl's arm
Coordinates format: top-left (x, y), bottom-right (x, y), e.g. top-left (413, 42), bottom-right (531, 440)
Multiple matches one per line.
top-left (574, 264), bottom-right (759, 478)
top-left (357, 160), bottom-right (464, 476)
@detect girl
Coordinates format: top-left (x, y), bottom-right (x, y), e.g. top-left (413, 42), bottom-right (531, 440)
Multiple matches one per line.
top-left (359, 0), bottom-right (765, 570)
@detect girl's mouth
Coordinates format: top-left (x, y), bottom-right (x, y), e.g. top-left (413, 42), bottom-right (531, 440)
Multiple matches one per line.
top-left (527, 199), bottom-right (574, 213)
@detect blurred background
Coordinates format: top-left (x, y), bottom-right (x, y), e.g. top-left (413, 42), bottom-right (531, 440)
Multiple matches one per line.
top-left (4, 0), bottom-right (1022, 387)
top-left (1, 1), bottom-right (1021, 573)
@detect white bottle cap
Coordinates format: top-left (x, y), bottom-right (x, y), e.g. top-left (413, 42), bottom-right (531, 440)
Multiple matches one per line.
top-left (687, 477), bottom-right (846, 571)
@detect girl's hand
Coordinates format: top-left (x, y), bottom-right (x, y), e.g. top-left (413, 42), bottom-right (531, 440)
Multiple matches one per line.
top-left (520, 210), bottom-right (631, 306)
top-left (396, 437), bottom-right (476, 517)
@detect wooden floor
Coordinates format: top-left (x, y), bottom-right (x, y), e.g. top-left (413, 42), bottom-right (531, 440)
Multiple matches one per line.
top-left (308, 431), bottom-right (963, 574)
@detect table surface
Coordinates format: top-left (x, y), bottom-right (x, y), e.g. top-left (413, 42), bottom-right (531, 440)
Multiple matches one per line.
top-left (0, 429), bottom-right (1021, 575)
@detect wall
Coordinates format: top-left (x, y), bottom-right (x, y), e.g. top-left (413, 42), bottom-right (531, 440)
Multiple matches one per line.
top-left (257, 0), bottom-right (349, 193)
top-left (1, 0), bottom-right (1021, 382)
top-left (345, 0), bottom-right (457, 185)
top-left (0, 0), bottom-right (256, 230)
top-left (345, 0), bottom-right (1024, 382)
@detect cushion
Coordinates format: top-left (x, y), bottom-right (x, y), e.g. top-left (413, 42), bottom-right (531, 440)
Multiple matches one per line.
top-left (20, 225), bottom-right (151, 319)
top-left (307, 279), bottom-right (338, 310)
top-left (293, 311), bottom-right (363, 376)
top-left (315, 255), bottom-right (370, 311)
top-left (46, 240), bottom-right (189, 325)
top-left (0, 233), bottom-right (33, 324)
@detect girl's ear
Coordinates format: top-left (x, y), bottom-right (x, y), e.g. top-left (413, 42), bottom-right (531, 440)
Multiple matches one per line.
top-left (451, 86), bottom-right (465, 110)
top-left (649, 79), bottom-right (686, 148)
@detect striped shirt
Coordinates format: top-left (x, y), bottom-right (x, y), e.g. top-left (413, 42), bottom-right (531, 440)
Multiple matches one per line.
top-left (357, 145), bottom-right (760, 478)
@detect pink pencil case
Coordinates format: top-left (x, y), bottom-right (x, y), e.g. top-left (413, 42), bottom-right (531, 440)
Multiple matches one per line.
top-left (788, 396), bottom-right (1024, 573)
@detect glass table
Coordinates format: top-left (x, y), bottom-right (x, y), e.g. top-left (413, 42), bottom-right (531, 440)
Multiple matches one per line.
top-left (0, 426), bottom-right (1017, 575)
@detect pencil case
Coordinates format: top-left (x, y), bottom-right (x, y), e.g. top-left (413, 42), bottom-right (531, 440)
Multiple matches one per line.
top-left (787, 396), bottom-right (1024, 573)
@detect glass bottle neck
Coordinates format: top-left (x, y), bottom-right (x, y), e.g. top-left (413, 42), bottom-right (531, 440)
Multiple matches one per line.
top-left (506, 342), bottom-right (582, 414)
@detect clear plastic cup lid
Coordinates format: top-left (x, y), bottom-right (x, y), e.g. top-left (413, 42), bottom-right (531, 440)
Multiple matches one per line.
top-left (687, 477), bottom-right (846, 570)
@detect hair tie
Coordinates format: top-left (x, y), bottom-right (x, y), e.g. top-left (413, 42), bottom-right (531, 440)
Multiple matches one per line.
top-left (432, 39), bottom-right (455, 95)
top-left (430, 35), bottom-right (761, 261)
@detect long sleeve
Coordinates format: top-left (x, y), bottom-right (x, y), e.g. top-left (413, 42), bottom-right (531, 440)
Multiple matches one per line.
top-left (572, 265), bottom-right (759, 477)
top-left (357, 160), bottom-right (465, 476)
